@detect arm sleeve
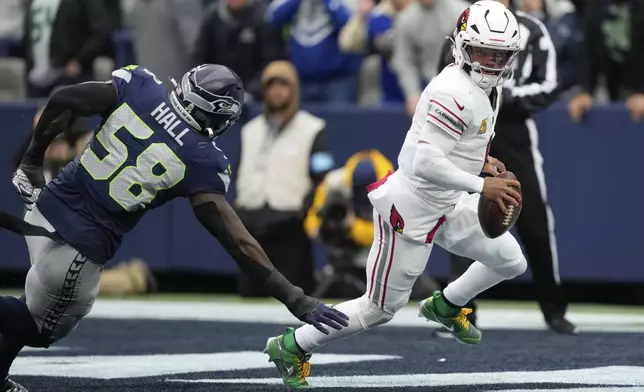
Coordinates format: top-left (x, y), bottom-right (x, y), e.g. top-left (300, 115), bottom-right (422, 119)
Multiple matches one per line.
top-left (426, 90), bottom-right (471, 139)
top-left (339, 14), bottom-right (369, 53)
top-left (266, 0), bottom-right (301, 27)
top-left (391, 15), bottom-right (422, 99)
top-left (321, 0), bottom-right (351, 29)
top-left (22, 82), bottom-right (117, 166)
top-left (503, 19), bottom-right (558, 115)
top-left (412, 120), bottom-right (484, 194)
top-left (182, 154), bottom-right (232, 197)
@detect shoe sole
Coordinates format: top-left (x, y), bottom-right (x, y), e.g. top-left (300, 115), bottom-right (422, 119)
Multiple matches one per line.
top-left (418, 299), bottom-right (481, 345)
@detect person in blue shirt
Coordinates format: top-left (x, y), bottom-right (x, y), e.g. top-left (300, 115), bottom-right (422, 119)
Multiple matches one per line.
top-left (339, 0), bottom-right (411, 105)
top-left (1, 64), bottom-right (348, 392)
top-left (266, 0), bottom-right (362, 103)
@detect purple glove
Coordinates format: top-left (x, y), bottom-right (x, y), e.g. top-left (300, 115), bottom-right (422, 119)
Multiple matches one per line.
top-left (297, 302), bottom-right (349, 335)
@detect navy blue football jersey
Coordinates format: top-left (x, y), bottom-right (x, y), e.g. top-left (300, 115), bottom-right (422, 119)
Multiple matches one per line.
top-left (36, 66), bottom-right (232, 263)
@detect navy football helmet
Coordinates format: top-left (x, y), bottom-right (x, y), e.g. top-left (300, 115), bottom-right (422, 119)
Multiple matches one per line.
top-left (169, 64), bottom-right (244, 139)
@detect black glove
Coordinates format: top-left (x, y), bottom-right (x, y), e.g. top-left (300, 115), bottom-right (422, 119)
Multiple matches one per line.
top-left (264, 269), bottom-right (350, 334)
top-left (293, 296), bottom-right (349, 335)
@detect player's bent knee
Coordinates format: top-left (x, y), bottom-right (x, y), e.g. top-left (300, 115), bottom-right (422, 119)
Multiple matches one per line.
top-left (494, 255), bottom-right (528, 279)
top-left (359, 295), bottom-right (395, 329)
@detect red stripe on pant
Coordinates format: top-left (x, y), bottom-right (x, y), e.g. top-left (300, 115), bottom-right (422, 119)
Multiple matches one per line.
top-left (368, 215), bottom-right (384, 298)
top-left (380, 224), bottom-right (397, 310)
top-left (425, 216), bottom-right (446, 244)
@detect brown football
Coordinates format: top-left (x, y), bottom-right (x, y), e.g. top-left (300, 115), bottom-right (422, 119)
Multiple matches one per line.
top-left (478, 171), bottom-right (522, 239)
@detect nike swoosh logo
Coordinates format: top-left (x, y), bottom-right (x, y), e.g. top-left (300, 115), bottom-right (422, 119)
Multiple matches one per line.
top-left (453, 98), bottom-right (464, 111)
top-left (285, 365), bottom-right (295, 375)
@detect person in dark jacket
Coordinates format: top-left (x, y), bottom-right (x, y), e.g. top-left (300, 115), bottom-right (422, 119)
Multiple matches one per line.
top-left (437, 0), bottom-right (577, 336)
top-left (193, 0), bottom-right (285, 100)
top-left (23, 0), bottom-right (112, 98)
top-left (568, 0), bottom-right (644, 122)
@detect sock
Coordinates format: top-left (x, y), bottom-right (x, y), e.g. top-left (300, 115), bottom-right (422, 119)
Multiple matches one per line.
top-left (434, 292), bottom-right (461, 317)
top-left (283, 329), bottom-right (305, 356)
top-left (0, 296), bottom-right (45, 348)
top-left (443, 261), bottom-right (506, 307)
top-left (294, 296), bottom-right (391, 353)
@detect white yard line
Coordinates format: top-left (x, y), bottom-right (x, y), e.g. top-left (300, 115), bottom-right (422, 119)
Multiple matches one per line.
top-left (86, 299), bottom-right (644, 332)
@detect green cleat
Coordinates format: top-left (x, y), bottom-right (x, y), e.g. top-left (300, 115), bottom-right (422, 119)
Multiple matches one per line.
top-left (264, 327), bottom-right (312, 390)
top-left (419, 291), bottom-right (482, 345)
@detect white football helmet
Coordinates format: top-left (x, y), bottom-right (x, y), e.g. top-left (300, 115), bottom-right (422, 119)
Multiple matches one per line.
top-left (452, 0), bottom-right (521, 89)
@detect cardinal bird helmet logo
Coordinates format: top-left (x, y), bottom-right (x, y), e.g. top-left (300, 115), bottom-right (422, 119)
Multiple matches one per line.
top-left (457, 8), bottom-right (470, 31)
top-left (389, 205), bottom-right (405, 234)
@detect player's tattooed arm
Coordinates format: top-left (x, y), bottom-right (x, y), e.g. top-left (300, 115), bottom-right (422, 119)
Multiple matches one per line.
top-left (190, 192), bottom-right (349, 333)
top-left (22, 82), bottom-right (117, 167)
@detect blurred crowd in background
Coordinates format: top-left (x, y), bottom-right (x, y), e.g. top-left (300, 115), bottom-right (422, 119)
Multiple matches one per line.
top-left (0, 0), bottom-right (642, 115)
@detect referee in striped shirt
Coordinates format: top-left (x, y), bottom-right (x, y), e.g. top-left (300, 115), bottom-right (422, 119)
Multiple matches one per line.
top-left (437, 0), bottom-right (576, 335)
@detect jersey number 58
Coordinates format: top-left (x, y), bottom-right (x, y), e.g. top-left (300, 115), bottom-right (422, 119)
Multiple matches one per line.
top-left (80, 103), bottom-right (186, 211)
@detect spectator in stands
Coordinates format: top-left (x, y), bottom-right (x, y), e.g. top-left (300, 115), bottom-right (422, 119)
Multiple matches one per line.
top-left (339, 0), bottom-right (411, 105)
top-left (548, 0), bottom-right (583, 98)
top-left (0, 0), bottom-right (24, 57)
top-left (234, 61), bottom-right (335, 297)
top-left (193, 0), bottom-right (285, 101)
top-left (126, 0), bottom-right (204, 85)
top-left (521, 0), bottom-right (548, 22)
top-left (23, 0), bottom-right (112, 98)
top-left (305, 150), bottom-right (393, 297)
top-left (266, 0), bottom-right (361, 103)
top-left (391, 0), bottom-right (469, 116)
top-left (568, 0), bottom-right (644, 122)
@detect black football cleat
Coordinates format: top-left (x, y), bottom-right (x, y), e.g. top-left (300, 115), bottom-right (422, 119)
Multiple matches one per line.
top-left (547, 316), bottom-right (578, 335)
top-left (4, 378), bottom-right (27, 392)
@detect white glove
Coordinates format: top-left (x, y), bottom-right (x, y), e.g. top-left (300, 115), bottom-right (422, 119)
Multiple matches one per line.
top-left (12, 164), bottom-right (45, 210)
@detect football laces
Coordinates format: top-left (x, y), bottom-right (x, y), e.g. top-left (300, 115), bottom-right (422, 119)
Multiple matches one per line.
top-left (503, 205), bottom-right (515, 226)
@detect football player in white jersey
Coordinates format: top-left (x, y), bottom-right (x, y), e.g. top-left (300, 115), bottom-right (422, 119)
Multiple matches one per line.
top-left (264, 1), bottom-right (528, 389)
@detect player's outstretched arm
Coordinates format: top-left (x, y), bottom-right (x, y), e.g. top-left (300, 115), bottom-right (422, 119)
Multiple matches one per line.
top-left (189, 192), bottom-right (349, 334)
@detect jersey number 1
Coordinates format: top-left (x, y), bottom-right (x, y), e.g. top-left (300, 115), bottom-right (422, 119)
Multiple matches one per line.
top-left (80, 104), bottom-right (186, 211)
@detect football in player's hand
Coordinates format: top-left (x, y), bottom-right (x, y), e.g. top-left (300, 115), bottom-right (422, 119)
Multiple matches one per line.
top-left (478, 171), bottom-right (522, 239)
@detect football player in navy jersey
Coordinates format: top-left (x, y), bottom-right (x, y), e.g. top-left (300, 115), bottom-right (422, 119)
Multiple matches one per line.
top-left (1, 64), bottom-right (347, 391)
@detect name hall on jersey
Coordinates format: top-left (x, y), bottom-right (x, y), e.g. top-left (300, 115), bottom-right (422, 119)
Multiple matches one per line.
top-left (151, 102), bottom-right (190, 146)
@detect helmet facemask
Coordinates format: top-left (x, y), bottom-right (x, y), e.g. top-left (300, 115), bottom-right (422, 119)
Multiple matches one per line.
top-left (460, 42), bottom-right (519, 88)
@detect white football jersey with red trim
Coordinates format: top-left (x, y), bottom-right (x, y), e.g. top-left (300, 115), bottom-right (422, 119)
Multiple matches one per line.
top-left (397, 64), bottom-right (501, 212)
